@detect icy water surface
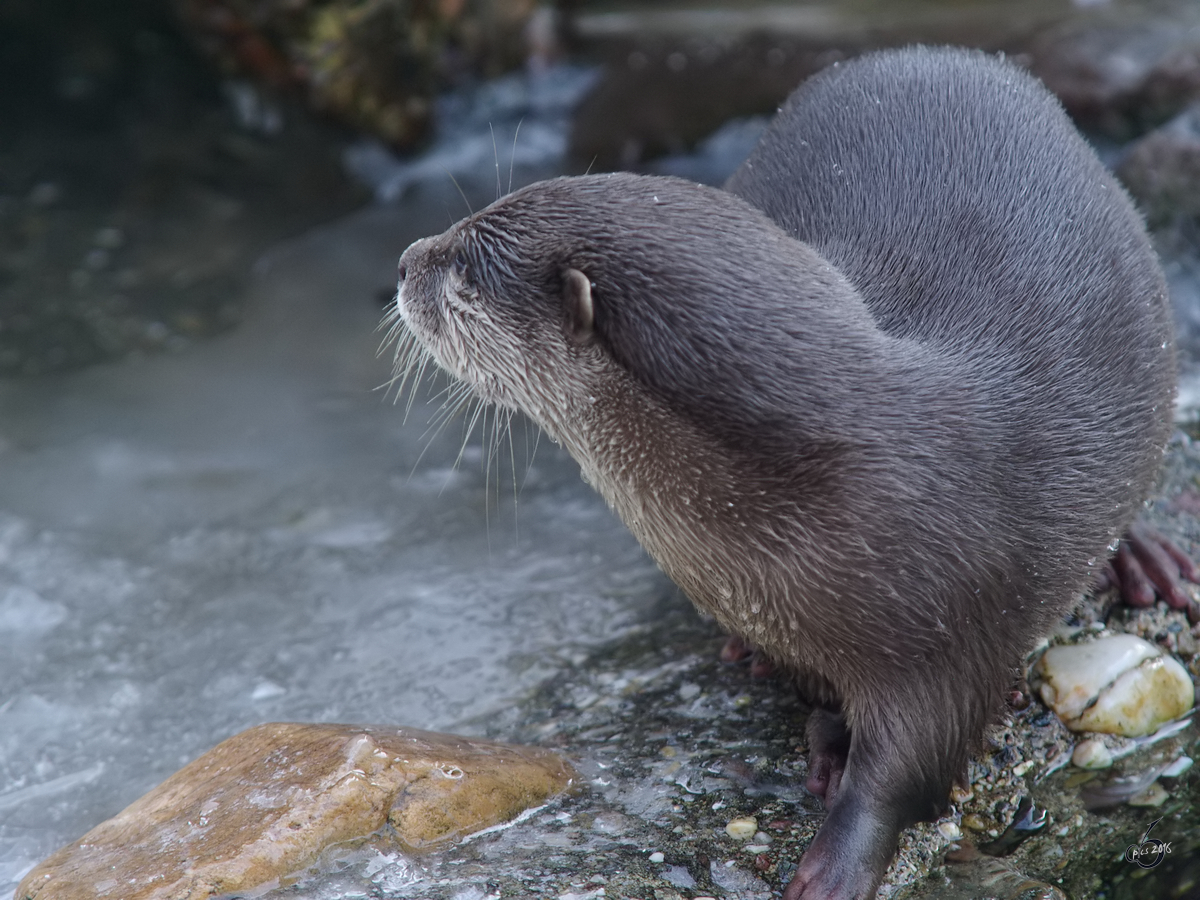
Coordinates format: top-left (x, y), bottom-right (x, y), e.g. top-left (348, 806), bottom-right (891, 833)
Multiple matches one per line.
top-left (0, 178), bottom-right (675, 890)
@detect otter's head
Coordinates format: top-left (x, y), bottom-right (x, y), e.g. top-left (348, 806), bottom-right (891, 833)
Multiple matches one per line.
top-left (393, 175), bottom-right (627, 435)
top-left (392, 172), bottom-right (867, 455)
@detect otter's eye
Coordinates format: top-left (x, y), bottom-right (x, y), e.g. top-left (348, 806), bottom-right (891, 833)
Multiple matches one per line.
top-left (452, 249), bottom-right (468, 278)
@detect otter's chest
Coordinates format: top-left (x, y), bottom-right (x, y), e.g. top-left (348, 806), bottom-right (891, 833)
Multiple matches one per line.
top-left (581, 445), bottom-right (795, 642)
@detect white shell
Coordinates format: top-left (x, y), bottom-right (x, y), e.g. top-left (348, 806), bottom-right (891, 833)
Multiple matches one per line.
top-left (1033, 635), bottom-right (1194, 737)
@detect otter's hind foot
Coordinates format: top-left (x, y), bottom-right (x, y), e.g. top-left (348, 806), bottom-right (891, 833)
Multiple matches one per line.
top-left (719, 634), bottom-right (776, 678)
top-left (1106, 522), bottom-right (1200, 623)
top-left (804, 708), bottom-right (850, 804)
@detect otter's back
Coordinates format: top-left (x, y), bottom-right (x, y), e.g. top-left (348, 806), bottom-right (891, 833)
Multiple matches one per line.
top-left (726, 46), bottom-right (1171, 384)
top-left (726, 45), bottom-right (1174, 544)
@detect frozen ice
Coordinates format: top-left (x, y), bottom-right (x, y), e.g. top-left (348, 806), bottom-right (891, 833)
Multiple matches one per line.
top-left (0, 586), bottom-right (67, 633)
top-left (0, 190), bottom-right (665, 894)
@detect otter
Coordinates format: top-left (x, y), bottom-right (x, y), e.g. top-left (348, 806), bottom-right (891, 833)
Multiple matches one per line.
top-left (391, 47), bottom-right (1177, 900)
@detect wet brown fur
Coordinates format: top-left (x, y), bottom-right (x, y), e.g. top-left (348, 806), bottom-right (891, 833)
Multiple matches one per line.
top-left (394, 47), bottom-right (1174, 900)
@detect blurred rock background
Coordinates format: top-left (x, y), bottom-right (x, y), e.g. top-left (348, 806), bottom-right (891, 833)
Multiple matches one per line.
top-left (5, 0), bottom-right (1200, 376)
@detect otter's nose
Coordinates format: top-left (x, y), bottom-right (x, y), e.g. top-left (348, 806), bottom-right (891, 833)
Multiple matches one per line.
top-left (397, 237), bottom-right (436, 285)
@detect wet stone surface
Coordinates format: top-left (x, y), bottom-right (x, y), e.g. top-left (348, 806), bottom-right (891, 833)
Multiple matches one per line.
top-left (17, 724), bottom-right (576, 900)
top-left (262, 599), bottom-right (966, 900)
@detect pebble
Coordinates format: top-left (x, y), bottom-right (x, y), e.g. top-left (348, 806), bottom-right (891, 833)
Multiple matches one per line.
top-left (1161, 755), bottom-right (1193, 777)
top-left (1033, 634), bottom-right (1194, 736)
top-left (724, 816), bottom-right (758, 840)
top-left (648, 851), bottom-right (664, 863)
top-left (937, 821), bottom-right (962, 840)
top-left (1128, 781), bottom-right (1170, 807)
top-left (1071, 737), bottom-right (1113, 770)
top-left (962, 813), bottom-right (992, 833)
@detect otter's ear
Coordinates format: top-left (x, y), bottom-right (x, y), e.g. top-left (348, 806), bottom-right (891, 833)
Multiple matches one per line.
top-left (563, 268), bottom-right (595, 342)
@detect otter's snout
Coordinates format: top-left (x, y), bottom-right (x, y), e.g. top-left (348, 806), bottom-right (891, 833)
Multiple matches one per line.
top-left (396, 236), bottom-right (439, 320)
top-left (397, 236), bottom-right (436, 285)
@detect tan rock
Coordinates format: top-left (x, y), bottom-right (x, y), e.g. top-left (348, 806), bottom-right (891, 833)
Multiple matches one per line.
top-left (16, 723), bottom-right (576, 900)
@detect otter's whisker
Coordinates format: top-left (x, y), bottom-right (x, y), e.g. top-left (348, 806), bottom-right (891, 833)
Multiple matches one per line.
top-left (454, 395), bottom-right (488, 472)
top-left (395, 334), bottom-right (449, 419)
top-left (483, 402), bottom-right (498, 502)
top-left (484, 405), bottom-right (520, 538)
top-left (374, 295), bottom-right (399, 331)
top-left (404, 380), bottom-right (477, 481)
top-left (401, 354), bottom-right (438, 421)
top-left (376, 310), bottom-right (408, 355)
top-left (490, 123), bottom-right (502, 202)
top-left (441, 168), bottom-right (473, 219)
top-left (378, 325), bottom-right (409, 374)
top-left (395, 329), bottom-right (427, 380)
top-left (503, 407), bottom-right (520, 535)
top-left (374, 321), bottom-right (436, 416)
top-left (481, 402), bottom-right (509, 506)
top-left (520, 415), bottom-right (541, 494)
top-left (508, 118), bottom-right (523, 196)
top-left (423, 380), bottom-right (474, 436)
top-left (481, 402), bottom-right (495, 549)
